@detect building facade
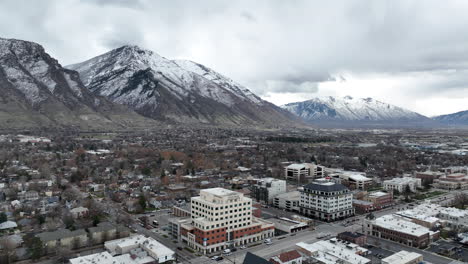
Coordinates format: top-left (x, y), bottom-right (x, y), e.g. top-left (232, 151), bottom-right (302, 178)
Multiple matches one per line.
top-left (285, 163), bottom-right (324, 183)
top-left (364, 214), bottom-right (439, 249)
top-left (273, 191), bottom-right (300, 212)
top-left (300, 179), bottom-right (354, 222)
top-left (250, 178), bottom-right (287, 204)
top-left (383, 177), bottom-right (421, 193)
top-left (180, 188), bottom-right (274, 254)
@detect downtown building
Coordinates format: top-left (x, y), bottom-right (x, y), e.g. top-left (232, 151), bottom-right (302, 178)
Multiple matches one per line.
top-left (299, 179), bottom-right (354, 222)
top-left (364, 214), bottom-right (439, 248)
top-left (250, 177), bottom-right (287, 204)
top-left (180, 188), bottom-right (274, 254)
top-left (285, 163), bottom-right (324, 183)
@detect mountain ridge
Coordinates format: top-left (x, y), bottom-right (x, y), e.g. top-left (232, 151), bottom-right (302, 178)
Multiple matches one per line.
top-left (281, 96), bottom-right (433, 127)
top-left (0, 38), bottom-right (155, 130)
top-left (433, 110), bottom-right (468, 126)
top-left (67, 45), bottom-right (300, 128)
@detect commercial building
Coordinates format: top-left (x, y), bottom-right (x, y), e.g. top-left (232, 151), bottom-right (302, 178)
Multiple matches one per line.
top-left (396, 203), bottom-right (468, 230)
top-left (337, 232), bottom-right (367, 247)
top-left (180, 188), bottom-right (274, 254)
top-left (415, 171), bottom-right (445, 184)
top-left (267, 217), bottom-right (309, 234)
top-left (339, 171), bottom-right (373, 190)
top-left (172, 204), bottom-right (191, 217)
top-left (300, 179), bottom-right (354, 222)
top-left (273, 191), bottom-right (300, 212)
top-left (269, 250), bottom-right (303, 264)
top-left (250, 178), bottom-right (287, 204)
top-left (104, 235), bottom-right (175, 263)
top-left (383, 177), bottom-right (421, 193)
top-left (296, 238), bottom-right (370, 264)
top-left (364, 214), bottom-right (439, 248)
top-left (285, 163), bottom-right (324, 183)
top-left (433, 173), bottom-right (468, 190)
top-left (365, 191), bottom-right (393, 209)
top-left (381, 250), bottom-right (423, 264)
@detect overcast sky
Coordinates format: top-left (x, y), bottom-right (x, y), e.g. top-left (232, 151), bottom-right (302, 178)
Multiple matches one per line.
top-left (1, 0), bottom-right (468, 116)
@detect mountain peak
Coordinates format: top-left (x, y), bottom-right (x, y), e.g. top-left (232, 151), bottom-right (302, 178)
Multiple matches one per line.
top-left (281, 96), bottom-right (429, 126)
top-left (67, 45), bottom-right (296, 127)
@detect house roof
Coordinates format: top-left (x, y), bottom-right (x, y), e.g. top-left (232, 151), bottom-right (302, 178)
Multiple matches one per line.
top-left (243, 252), bottom-right (270, 264)
top-left (0, 221), bottom-right (17, 230)
top-left (270, 250), bottom-right (301, 263)
top-left (88, 222), bottom-right (116, 233)
top-left (37, 229), bottom-right (87, 242)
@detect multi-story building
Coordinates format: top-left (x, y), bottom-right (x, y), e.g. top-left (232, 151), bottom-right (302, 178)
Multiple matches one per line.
top-left (180, 188), bottom-right (274, 254)
top-left (364, 214), bottom-right (439, 248)
top-left (365, 191), bottom-right (394, 210)
top-left (250, 178), bottom-right (287, 204)
top-left (328, 170), bottom-right (373, 190)
top-left (397, 203), bottom-right (468, 230)
top-left (433, 173), bottom-right (468, 190)
top-left (383, 177), bottom-right (421, 193)
top-left (285, 163), bottom-right (324, 183)
top-left (415, 171), bottom-right (445, 184)
top-left (273, 191), bottom-right (300, 212)
top-left (299, 179), bottom-right (354, 222)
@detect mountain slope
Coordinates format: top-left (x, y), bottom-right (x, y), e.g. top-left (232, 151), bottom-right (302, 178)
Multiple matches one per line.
top-left (67, 45), bottom-right (299, 127)
top-left (282, 96), bottom-right (431, 127)
top-left (433, 110), bottom-right (468, 126)
top-left (0, 38), bottom-right (153, 130)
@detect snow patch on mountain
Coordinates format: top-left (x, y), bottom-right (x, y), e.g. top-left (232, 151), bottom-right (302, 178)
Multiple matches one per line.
top-left (67, 45), bottom-right (262, 109)
top-left (282, 96), bottom-right (426, 122)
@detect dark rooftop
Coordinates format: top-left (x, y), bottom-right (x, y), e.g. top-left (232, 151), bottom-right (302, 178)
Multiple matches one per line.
top-left (243, 252), bottom-right (271, 264)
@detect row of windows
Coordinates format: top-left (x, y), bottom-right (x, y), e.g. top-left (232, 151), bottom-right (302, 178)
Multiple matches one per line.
top-left (192, 206), bottom-right (251, 216)
top-left (192, 201), bottom-right (251, 210)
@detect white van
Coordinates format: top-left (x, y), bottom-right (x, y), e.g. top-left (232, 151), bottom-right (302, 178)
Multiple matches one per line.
top-left (223, 249), bottom-right (231, 255)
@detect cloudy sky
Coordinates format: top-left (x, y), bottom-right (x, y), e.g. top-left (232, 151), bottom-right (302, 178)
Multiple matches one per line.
top-left (1, 0), bottom-right (468, 116)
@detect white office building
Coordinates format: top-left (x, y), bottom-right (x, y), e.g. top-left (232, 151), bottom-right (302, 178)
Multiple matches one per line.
top-left (285, 163), bottom-right (324, 183)
top-left (299, 179), bottom-right (354, 221)
top-left (273, 191), bottom-right (300, 212)
top-left (383, 177), bottom-right (421, 192)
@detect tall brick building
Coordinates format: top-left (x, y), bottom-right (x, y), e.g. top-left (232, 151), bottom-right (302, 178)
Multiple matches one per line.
top-left (180, 188), bottom-right (274, 254)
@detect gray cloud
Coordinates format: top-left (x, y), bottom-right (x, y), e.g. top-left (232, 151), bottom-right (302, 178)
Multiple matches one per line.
top-left (0, 0), bottom-right (467, 114)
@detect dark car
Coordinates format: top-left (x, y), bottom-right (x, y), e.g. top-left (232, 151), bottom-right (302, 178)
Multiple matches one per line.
top-left (231, 248), bottom-right (237, 252)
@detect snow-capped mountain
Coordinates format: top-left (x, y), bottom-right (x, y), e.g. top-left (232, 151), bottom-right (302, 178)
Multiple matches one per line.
top-left (0, 38), bottom-right (152, 129)
top-left (433, 110), bottom-right (468, 126)
top-left (282, 96), bottom-right (431, 127)
top-left (67, 45), bottom-right (297, 127)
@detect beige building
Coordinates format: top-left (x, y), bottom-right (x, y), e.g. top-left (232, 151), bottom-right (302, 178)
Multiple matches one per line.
top-left (180, 188), bottom-right (274, 254)
top-left (89, 222), bottom-right (117, 244)
top-left (37, 229), bottom-right (88, 252)
top-left (285, 163), bottom-right (324, 183)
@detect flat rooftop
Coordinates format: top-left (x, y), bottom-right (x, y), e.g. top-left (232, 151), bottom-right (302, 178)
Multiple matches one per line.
top-left (381, 250), bottom-right (422, 264)
top-left (374, 215), bottom-right (435, 237)
top-left (296, 239), bottom-right (370, 264)
top-left (202, 187), bottom-right (238, 196)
